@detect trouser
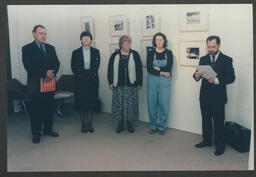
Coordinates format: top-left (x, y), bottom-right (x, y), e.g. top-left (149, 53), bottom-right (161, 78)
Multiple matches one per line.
top-left (147, 74), bottom-right (170, 131)
top-left (30, 93), bottom-right (55, 135)
top-left (200, 101), bottom-right (225, 149)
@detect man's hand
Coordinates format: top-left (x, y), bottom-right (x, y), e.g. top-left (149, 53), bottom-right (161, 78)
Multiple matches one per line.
top-left (137, 85), bottom-right (141, 89)
top-left (45, 70), bottom-right (55, 81)
top-left (195, 72), bottom-right (202, 78)
top-left (109, 84), bottom-right (113, 91)
top-left (206, 77), bottom-right (215, 84)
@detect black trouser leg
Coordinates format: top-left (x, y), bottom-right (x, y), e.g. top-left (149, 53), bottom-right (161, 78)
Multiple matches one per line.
top-left (213, 104), bottom-right (225, 150)
top-left (30, 98), bottom-right (43, 136)
top-left (200, 102), bottom-right (213, 143)
top-left (42, 94), bottom-right (55, 133)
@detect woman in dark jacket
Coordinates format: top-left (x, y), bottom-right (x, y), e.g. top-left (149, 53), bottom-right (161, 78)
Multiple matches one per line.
top-left (107, 35), bottom-right (143, 133)
top-left (71, 31), bottom-right (100, 133)
top-left (146, 32), bottom-right (173, 135)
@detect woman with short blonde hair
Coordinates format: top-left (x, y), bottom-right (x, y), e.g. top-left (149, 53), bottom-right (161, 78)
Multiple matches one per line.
top-left (107, 35), bottom-right (143, 133)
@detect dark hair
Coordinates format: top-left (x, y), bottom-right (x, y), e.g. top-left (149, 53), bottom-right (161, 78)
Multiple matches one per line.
top-left (119, 35), bottom-right (132, 48)
top-left (152, 32), bottom-right (168, 48)
top-left (206, 35), bottom-right (221, 45)
top-left (80, 31), bottom-right (92, 40)
top-left (32, 24), bottom-right (45, 33)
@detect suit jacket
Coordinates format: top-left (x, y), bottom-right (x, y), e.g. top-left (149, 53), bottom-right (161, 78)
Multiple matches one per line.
top-left (22, 41), bottom-right (60, 97)
top-left (193, 52), bottom-right (235, 104)
top-left (71, 47), bottom-right (100, 100)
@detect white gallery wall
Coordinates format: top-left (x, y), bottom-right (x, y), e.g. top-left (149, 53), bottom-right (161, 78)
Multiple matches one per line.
top-left (8, 4), bottom-right (253, 137)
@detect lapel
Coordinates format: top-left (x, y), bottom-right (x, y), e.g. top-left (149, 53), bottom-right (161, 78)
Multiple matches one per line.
top-left (90, 47), bottom-right (94, 69)
top-left (205, 54), bottom-right (211, 65)
top-left (79, 47), bottom-right (85, 67)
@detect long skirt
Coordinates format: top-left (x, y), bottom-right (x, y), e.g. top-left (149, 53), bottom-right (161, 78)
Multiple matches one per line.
top-left (111, 86), bottom-right (138, 121)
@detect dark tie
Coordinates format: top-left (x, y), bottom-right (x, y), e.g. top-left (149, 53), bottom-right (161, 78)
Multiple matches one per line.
top-left (40, 44), bottom-right (46, 57)
top-left (211, 54), bottom-right (216, 66)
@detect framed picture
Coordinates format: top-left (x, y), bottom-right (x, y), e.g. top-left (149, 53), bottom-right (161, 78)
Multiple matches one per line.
top-left (80, 16), bottom-right (95, 38)
top-left (141, 14), bottom-right (160, 37)
top-left (178, 40), bottom-right (206, 66)
top-left (140, 39), bottom-right (154, 67)
top-left (179, 7), bottom-right (208, 32)
top-left (109, 43), bottom-right (119, 56)
top-left (109, 15), bottom-right (128, 37)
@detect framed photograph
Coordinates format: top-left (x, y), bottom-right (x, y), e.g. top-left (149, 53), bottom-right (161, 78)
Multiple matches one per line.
top-left (80, 16), bottom-right (95, 38)
top-left (140, 39), bottom-right (154, 67)
top-left (178, 40), bottom-right (206, 66)
top-left (109, 43), bottom-right (119, 56)
top-left (179, 7), bottom-right (208, 32)
top-left (141, 14), bottom-right (160, 37)
top-left (109, 15), bottom-right (128, 37)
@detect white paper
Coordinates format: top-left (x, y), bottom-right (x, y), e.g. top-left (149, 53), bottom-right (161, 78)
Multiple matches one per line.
top-left (197, 65), bottom-right (217, 78)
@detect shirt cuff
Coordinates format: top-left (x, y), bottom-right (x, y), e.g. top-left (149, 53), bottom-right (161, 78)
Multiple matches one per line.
top-left (195, 76), bottom-right (201, 81)
top-left (214, 77), bottom-right (220, 85)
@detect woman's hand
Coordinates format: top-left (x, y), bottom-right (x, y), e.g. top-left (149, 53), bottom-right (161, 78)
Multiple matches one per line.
top-left (109, 84), bottom-right (113, 91)
top-left (160, 71), bottom-right (170, 78)
top-left (154, 67), bottom-right (160, 71)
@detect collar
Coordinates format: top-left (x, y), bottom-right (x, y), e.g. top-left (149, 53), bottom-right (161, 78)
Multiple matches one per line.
top-left (210, 51), bottom-right (220, 60)
top-left (34, 40), bottom-right (45, 48)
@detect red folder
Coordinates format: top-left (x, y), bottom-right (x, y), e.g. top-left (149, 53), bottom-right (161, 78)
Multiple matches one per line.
top-left (40, 77), bottom-right (56, 93)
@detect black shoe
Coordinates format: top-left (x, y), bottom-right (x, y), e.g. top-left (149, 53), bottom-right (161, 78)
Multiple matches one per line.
top-left (149, 129), bottom-right (157, 134)
top-left (195, 141), bottom-right (212, 148)
top-left (116, 120), bottom-right (123, 133)
top-left (81, 121), bottom-right (88, 133)
top-left (127, 120), bottom-right (134, 133)
top-left (215, 146), bottom-right (225, 156)
top-left (159, 130), bottom-right (165, 135)
top-left (88, 124), bottom-right (94, 133)
top-left (44, 130), bottom-right (59, 137)
top-left (32, 135), bottom-right (41, 144)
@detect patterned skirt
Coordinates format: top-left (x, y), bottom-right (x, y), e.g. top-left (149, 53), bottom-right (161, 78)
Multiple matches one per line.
top-left (111, 86), bottom-right (138, 121)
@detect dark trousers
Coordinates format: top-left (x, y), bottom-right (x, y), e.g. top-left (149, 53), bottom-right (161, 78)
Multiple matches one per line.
top-left (30, 93), bottom-right (55, 135)
top-left (200, 101), bottom-right (225, 149)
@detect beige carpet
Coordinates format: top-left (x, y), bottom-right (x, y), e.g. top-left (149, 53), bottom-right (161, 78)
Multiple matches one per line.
top-left (7, 104), bottom-right (249, 171)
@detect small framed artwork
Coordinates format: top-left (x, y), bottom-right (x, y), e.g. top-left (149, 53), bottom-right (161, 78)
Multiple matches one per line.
top-left (178, 40), bottom-right (206, 67)
top-left (109, 15), bottom-right (128, 37)
top-left (140, 39), bottom-right (154, 67)
top-left (109, 43), bottom-right (119, 56)
top-left (80, 16), bottom-right (95, 38)
top-left (141, 14), bottom-right (160, 37)
top-left (179, 7), bottom-right (208, 32)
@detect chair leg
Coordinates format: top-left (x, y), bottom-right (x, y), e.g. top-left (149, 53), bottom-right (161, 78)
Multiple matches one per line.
top-left (22, 100), bottom-right (29, 119)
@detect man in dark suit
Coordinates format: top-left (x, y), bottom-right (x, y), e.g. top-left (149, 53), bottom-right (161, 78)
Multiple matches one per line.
top-left (22, 25), bottom-right (60, 144)
top-left (193, 35), bottom-right (235, 156)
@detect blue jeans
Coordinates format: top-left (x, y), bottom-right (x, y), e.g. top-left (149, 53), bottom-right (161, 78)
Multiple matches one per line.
top-left (147, 74), bottom-right (170, 131)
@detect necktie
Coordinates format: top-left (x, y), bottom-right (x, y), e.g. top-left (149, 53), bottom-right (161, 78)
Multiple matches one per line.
top-left (211, 54), bottom-right (216, 66)
top-left (40, 44), bottom-right (46, 57)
